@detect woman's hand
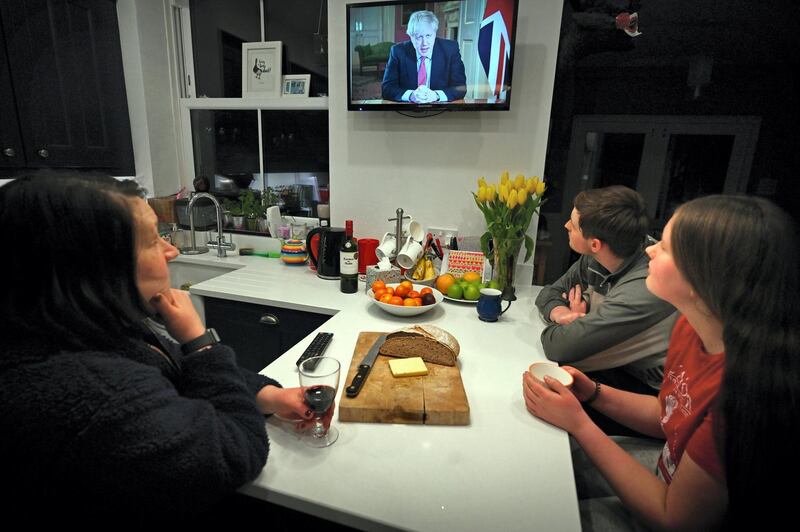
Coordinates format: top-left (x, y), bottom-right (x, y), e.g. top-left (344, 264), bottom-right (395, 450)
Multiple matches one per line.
top-left (149, 289), bottom-right (206, 344)
top-left (522, 371), bottom-right (591, 434)
top-left (256, 386), bottom-right (333, 432)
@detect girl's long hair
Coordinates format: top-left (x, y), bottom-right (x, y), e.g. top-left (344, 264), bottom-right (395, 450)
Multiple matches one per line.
top-left (0, 174), bottom-right (149, 351)
top-left (671, 195), bottom-right (800, 524)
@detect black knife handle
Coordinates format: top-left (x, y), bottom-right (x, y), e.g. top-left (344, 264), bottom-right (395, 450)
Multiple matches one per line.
top-left (346, 364), bottom-right (372, 397)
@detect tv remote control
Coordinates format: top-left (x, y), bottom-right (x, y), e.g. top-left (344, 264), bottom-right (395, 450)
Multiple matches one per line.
top-left (295, 332), bottom-right (334, 370)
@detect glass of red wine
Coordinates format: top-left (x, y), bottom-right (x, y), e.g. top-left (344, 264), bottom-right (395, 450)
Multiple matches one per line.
top-left (298, 356), bottom-right (340, 447)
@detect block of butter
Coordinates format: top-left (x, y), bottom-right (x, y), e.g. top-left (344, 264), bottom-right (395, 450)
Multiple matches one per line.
top-left (388, 357), bottom-right (429, 378)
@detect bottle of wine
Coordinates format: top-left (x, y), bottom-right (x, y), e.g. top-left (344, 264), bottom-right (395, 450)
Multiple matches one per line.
top-left (340, 220), bottom-right (358, 294)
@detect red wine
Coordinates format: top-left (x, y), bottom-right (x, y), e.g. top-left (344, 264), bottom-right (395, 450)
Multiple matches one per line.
top-left (340, 219), bottom-right (358, 293)
top-left (304, 385), bottom-right (336, 414)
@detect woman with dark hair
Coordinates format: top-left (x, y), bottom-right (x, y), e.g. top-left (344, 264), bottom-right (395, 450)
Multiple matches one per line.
top-left (0, 175), bottom-right (324, 523)
top-left (523, 194), bottom-right (799, 530)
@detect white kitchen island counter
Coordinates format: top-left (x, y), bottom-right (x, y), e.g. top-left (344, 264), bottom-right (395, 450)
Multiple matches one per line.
top-left (177, 253), bottom-right (580, 532)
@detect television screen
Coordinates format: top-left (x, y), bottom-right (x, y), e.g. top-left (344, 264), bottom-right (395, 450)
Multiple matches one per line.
top-left (347, 0), bottom-right (519, 111)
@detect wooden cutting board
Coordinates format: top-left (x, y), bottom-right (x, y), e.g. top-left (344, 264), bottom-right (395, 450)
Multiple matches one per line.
top-left (338, 331), bottom-right (470, 425)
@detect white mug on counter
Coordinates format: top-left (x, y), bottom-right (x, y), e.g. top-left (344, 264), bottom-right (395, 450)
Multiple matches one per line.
top-left (396, 236), bottom-right (423, 269)
top-left (375, 232), bottom-right (397, 261)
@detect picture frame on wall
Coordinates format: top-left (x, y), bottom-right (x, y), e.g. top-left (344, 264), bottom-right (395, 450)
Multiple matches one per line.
top-left (242, 41), bottom-right (282, 98)
top-left (282, 74), bottom-right (311, 98)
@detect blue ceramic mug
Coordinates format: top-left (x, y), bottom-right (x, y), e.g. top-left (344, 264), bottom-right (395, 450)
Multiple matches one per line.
top-left (477, 288), bottom-right (512, 322)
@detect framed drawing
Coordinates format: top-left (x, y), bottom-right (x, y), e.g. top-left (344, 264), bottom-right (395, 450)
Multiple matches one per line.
top-left (242, 41), bottom-right (282, 98)
top-left (282, 74), bottom-right (311, 98)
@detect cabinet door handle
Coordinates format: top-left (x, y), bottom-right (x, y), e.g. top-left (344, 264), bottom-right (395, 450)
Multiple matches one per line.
top-left (3, 147), bottom-right (15, 157)
top-left (259, 314), bottom-right (279, 325)
top-left (38, 148), bottom-right (50, 158)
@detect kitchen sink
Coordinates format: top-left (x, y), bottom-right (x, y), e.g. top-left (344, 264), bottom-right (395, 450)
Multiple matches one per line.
top-left (168, 260), bottom-right (242, 323)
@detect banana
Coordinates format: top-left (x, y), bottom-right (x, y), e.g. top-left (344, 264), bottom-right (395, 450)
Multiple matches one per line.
top-left (423, 258), bottom-right (436, 280)
top-left (412, 256), bottom-right (426, 280)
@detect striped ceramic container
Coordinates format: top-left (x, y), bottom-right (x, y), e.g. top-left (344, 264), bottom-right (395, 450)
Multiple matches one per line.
top-left (280, 239), bottom-right (308, 265)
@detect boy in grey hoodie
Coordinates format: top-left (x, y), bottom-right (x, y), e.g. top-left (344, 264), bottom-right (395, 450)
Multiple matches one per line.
top-left (536, 186), bottom-right (677, 391)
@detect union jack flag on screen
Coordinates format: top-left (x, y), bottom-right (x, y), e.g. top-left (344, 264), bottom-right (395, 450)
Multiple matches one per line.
top-left (478, 0), bottom-right (515, 100)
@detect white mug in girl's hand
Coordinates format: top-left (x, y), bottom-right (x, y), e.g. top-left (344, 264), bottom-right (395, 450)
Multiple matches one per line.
top-left (397, 236), bottom-right (423, 269)
top-left (528, 363), bottom-right (573, 389)
top-left (375, 232), bottom-right (397, 261)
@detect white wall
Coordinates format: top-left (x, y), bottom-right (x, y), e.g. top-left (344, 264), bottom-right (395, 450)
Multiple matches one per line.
top-left (328, 0), bottom-right (562, 280)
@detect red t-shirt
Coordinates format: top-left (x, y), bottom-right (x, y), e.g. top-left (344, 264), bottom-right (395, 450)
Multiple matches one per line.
top-left (657, 316), bottom-right (725, 483)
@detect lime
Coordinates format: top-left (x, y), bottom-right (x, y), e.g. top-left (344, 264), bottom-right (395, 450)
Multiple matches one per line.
top-left (447, 283), bottom-right (464, 299)
top-left (479, 282), bottom-right (488, 289)
top-left (463, 284), bottom-right (481, 301)
top-left (488, 279), bottom-right (501, 290)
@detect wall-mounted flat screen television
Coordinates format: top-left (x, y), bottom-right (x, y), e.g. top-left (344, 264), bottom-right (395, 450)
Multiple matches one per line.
top-left (347, 0), bottom-right (520, 111)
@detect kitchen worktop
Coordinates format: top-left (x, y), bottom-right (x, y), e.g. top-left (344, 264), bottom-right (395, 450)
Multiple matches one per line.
top-left (177, 252), bottom-right (580, 531)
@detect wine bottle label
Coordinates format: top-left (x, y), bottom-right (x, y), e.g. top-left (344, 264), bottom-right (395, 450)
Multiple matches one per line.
top-left (340, 251), bottom-right (358, 275)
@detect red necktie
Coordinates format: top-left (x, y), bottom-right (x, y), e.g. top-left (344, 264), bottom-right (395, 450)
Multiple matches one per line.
top-left (418, 57), bottom-right (427, 86)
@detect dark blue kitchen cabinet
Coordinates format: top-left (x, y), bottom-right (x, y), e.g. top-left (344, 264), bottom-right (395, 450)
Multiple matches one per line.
top-left (0, 0), bottom-right (134, 174)
top-left (204, 297), bottom-right (331, 372)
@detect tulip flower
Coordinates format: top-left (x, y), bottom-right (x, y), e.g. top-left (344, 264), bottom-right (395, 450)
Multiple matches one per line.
top-left (514, 174), bottom-right (525, 190)
top-left (478, 177), bottom-right (487, 189)
top-left (500, 171), bottom-right (509, 185)
top-left (518, 188), bottom-right (528, 205)
top-left (535, 181), bottom-right (546, 197)
top-left (477, 186), bottom-right (487, 203)
top-left (486, 185), bottom-right (496, 202)
top-left (507, 191), bottom-right (518, 209)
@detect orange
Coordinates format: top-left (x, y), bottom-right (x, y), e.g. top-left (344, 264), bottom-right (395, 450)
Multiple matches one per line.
top-left (394, 284), bottom-right (410, 298)
top-left (373, 288), bottom-right (386, 300)
top-left (403, 298), bottom-right (417, 307)
top-left (407, 290), bottom-right (420, 299)
top-left (436, 273), bottom-right (456, 294)
top-left (389, 296), bottom-right (404, 306)
top-left (462, 271), bottom-right (481, 283)
top-left (400, 280), bottom-right (413, 290)
top-left (379, 293), bottom-right (393, 304)
top-left (371, 280), bottom-right (386, 292)
top-left (413, 297), bottom-right (423, 306)
top-left (384, 287), bottom-right (394, 296)
top-left (420, 287), bottom-right (433, 296)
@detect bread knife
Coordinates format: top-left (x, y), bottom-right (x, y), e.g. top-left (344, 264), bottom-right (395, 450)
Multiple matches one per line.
top-left (346, 334), bottom-right (387, 398)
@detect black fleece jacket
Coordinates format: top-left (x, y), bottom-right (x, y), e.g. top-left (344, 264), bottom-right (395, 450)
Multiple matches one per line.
top-left (0, 334), bottom-right (280, 523)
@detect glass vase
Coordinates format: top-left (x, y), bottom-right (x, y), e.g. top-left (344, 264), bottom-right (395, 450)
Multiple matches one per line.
top-left (492, 236), bottom-right (524, 301)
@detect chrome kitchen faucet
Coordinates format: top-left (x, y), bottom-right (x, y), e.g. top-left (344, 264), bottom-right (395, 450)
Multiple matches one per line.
top-left (180, 193), bottom-right (236, 257)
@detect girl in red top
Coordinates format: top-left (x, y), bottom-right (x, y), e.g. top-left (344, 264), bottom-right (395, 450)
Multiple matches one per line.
top-left (523, 195), bottom-right (799, 529)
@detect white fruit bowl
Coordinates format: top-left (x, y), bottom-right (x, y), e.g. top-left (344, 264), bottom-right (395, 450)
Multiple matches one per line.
top-left (366, 283), bottom-right (444, 317)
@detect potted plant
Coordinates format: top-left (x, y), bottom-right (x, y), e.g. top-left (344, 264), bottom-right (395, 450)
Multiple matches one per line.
top-left (221, 198), bottom-right (237, 228)
top-left (256, 191), bottom-right (271, 233)
top-left (240, 189), bottom-right (260, 232)
top-left (225, 198), bottom-right (244, 230)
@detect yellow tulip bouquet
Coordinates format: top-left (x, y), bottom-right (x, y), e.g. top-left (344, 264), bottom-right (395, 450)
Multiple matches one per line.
top-left (472, 171), bottom-right (546, 297)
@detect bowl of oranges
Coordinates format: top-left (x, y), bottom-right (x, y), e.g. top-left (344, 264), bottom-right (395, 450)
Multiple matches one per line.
top-left (367, 280), bottom-right (444, 317)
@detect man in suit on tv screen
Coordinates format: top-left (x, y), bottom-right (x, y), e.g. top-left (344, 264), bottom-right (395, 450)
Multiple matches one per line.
top-left (381, 10), bottom-right (467, 103)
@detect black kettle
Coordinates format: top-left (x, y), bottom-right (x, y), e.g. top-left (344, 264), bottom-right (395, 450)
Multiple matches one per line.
top-left (306, 226), bottom-right (346, 279)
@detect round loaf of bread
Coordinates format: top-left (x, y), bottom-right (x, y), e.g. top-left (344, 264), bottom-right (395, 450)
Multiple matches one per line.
top-left (378, 324), bottom-right (460, 366)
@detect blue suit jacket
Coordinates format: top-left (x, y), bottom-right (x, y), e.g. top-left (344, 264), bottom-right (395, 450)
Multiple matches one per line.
top-left (381, 38), bottom-right (467, 102)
